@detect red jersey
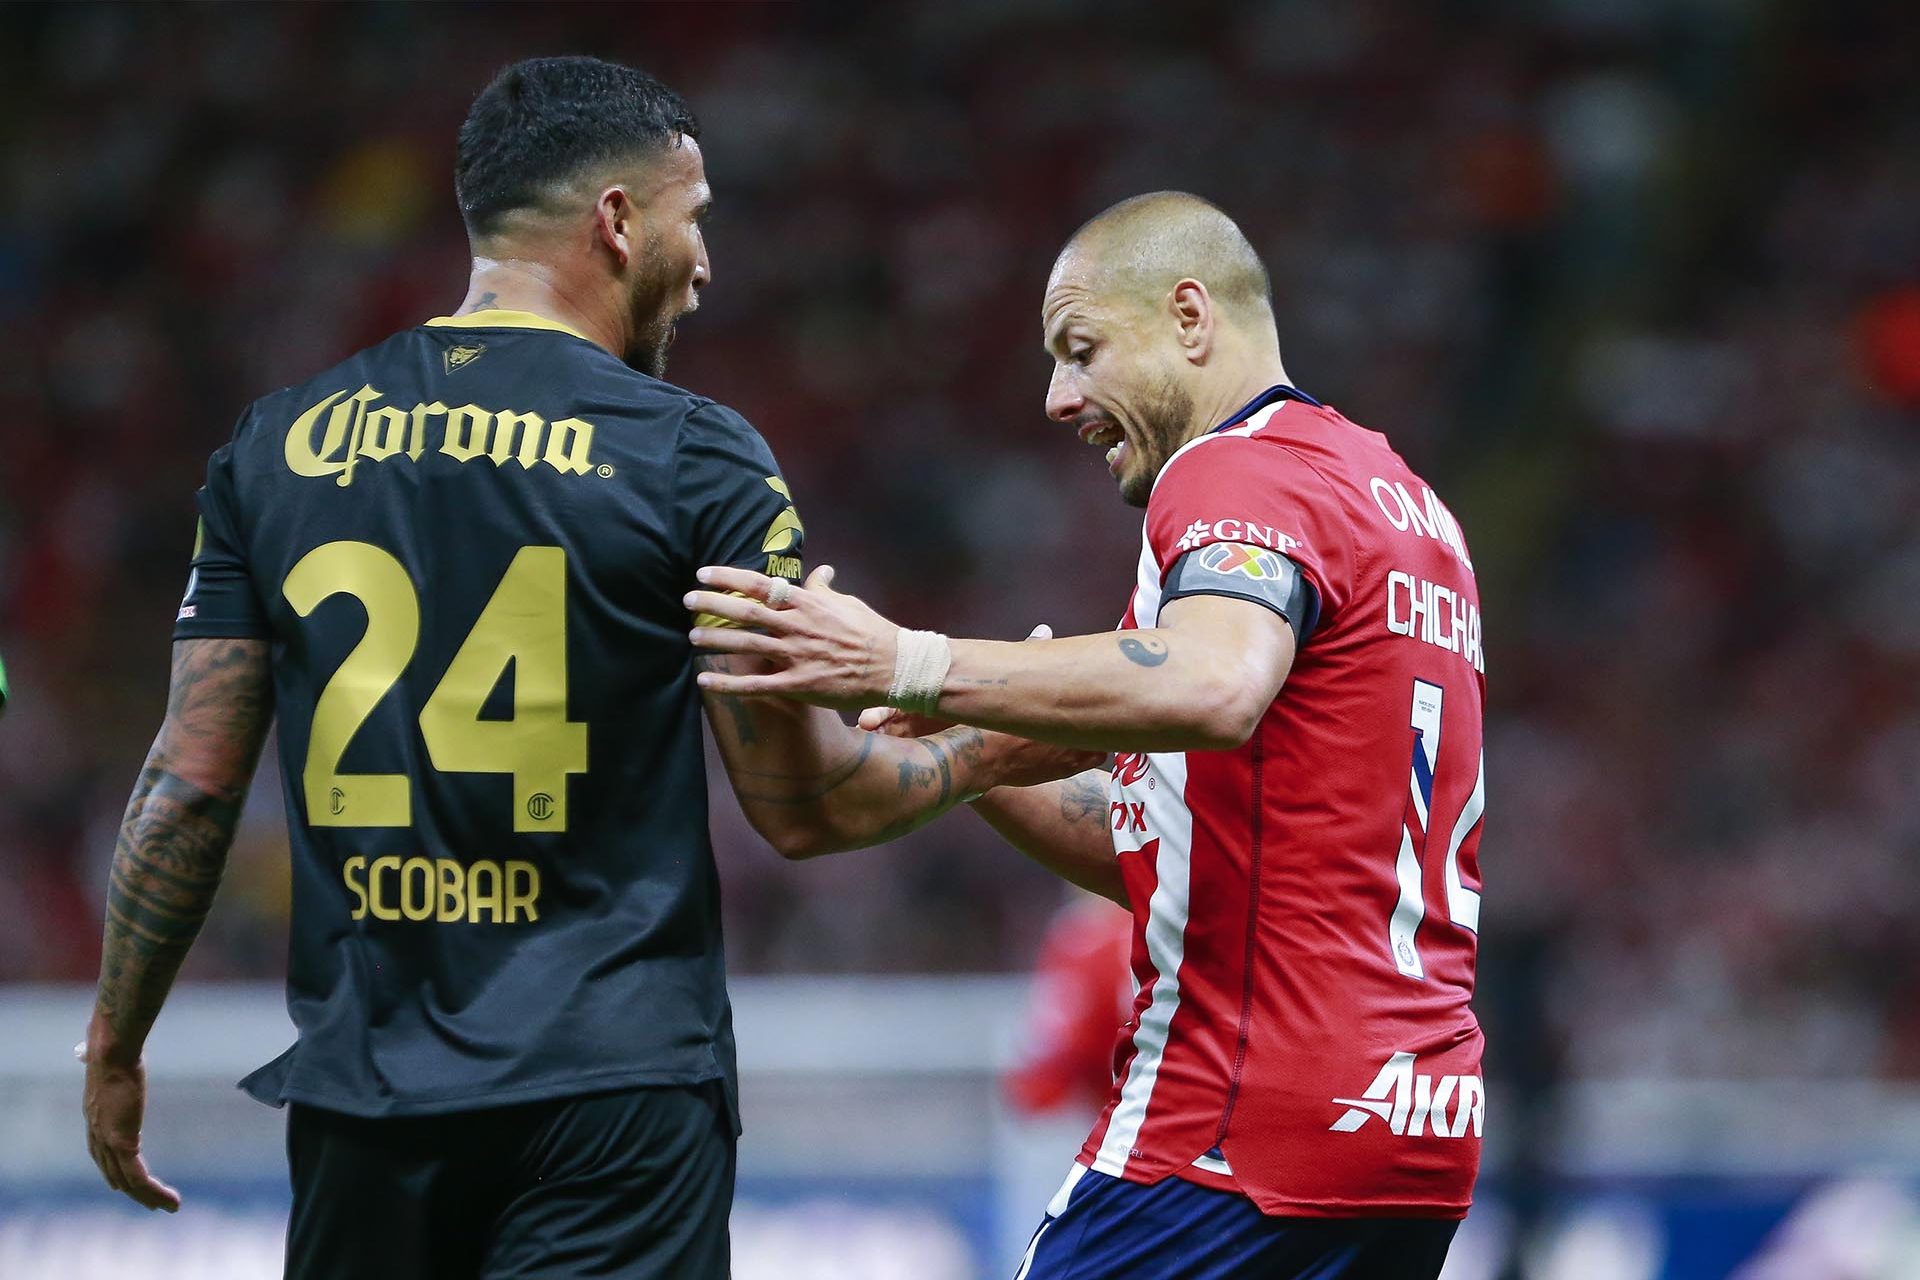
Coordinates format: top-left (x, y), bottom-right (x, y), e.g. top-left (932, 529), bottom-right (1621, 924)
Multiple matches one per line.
top-left (1080, 386), bottom-right (1486, 1219)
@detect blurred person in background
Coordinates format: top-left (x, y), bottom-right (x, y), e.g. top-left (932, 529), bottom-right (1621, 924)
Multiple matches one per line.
top-left (690, 191), bottom-right (1486, 1278)
top-left (78, 54), bottom-right (1088, 1280)
top-left (1003, 895), bottom-right (1134, 1119)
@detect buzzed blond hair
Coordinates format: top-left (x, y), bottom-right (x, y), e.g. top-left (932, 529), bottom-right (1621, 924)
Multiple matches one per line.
top-left (1058, 191), bottom-right (1274, 323)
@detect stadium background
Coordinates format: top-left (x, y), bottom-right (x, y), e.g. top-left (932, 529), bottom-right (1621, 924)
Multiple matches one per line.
top-left (1, 1), bottom-right (1917, 1277)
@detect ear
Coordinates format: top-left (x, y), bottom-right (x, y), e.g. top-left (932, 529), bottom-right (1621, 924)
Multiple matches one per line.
top-left (594, 186), bottom-right (639, 266)
top-left (1170, 279), bottom-right (1214, 364)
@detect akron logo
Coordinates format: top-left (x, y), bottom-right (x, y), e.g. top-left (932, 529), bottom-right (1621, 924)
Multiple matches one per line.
top-left (1330, 1052), bottom-right (1484, 1139)
top-left (1197, 542), bottom-right (1286, 582)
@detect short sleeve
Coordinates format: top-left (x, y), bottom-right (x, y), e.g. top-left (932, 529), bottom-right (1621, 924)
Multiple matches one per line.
top-left (173, 443), bottom-right (271, 640)
top-left (673, 404), bottom-right (805, 625)
top-left (1145, 435), bottom-right (1355, 624)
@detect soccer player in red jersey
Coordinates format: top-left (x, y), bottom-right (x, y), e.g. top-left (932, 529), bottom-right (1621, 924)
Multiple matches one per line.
top-left (687, 192), bottom-right (1485, 1278)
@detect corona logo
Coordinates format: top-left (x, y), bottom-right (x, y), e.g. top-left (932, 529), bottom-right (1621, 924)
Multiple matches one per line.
top-left (285, 384), bottom-right (597, 488)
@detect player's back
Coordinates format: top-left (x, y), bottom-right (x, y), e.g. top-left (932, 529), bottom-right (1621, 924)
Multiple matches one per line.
top-left (176, 310), bottom-right (799, 1118)
top-left (1090, 388), bottom-right (1484, 1218)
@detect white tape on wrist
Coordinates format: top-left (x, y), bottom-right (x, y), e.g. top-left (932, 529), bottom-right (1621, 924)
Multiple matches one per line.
top-left (888, 629), bottom-right (952, 715)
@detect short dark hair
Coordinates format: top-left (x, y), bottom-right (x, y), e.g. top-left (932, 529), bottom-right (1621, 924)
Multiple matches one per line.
top-left (455, 56), bottom-right (699, 238)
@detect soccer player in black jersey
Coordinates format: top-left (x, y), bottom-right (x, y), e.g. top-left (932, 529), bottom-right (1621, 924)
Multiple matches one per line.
top-left (80, 56), bottom-right (1091, 1280)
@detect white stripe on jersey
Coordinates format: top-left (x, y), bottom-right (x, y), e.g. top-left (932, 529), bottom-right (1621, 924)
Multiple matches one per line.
top-left (1093, 750), bottom-right (1192, 1176)
top-left (1444, 751), bottom-right (1486, 934)
top-left (1090, 398), bottom-right (1291, 1179)
top-left (1191, 1149), bottom-right (1234, 1176)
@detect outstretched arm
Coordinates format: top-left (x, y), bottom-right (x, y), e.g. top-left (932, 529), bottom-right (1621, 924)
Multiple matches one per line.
top-left (856, 705), bottom-right (1127, 906)
top-left (686, 566), bottom-right (1296, 754)
top-left (84, 637), bottom-right (274, 1212)
top-left (699, 653), bottom-right (1101, 859)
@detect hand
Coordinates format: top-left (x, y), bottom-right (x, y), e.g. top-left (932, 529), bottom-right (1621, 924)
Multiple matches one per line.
top-left (686, 564), bottom-right (900, 711)
top-left (80, 1042), bottom-right (181, 1212)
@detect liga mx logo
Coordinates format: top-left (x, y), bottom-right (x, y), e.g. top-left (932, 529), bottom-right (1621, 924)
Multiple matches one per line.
top-left (1197, 542), bottom-right (1286, 581)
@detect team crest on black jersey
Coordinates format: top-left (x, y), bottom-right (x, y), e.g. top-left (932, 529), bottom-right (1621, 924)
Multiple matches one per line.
top-left (443, 343), bottom-right (486, 374)
top-left (760, 475), bottom-right (804, 577)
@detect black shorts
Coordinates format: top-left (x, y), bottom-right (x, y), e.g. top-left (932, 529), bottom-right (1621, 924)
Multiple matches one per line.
top-left (285, 1083), bottom-right (735, 1280)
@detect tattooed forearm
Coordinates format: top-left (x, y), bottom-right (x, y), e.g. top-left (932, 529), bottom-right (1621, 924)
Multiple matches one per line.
top-left (1118, 637), bottom-right (1169, 667)
top-left (896, 733), bottom-right (954, 802)
top-left (1059, 770), bottom-right (1110, 826)
top-left (725, 733), bottom-right (876, 803)
top-left (91, 639), bottom-right (272, 1063)
top-left (695, 655), bottom-right (760, 745)
top-left (856, 727), bottom-right (987, 843)
top-left (97, 770), bottom-right (244, 1047)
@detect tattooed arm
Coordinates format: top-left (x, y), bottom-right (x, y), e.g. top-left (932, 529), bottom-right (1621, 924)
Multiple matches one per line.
top-left (84, 637), bottom-right (274, 1212)
top-left (699, 654), bottom-right (1100, 858)
top-left (969, 770), bottom-right (1128, 907)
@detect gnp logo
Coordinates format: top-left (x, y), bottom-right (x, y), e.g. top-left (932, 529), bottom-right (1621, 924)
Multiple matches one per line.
top-left (1173, 518), bottom-right (1301, 556)
top-left (1329, 1052), bottom-right (1484, 1139)
top-left (1112, 752), bottom-right (1151, 787)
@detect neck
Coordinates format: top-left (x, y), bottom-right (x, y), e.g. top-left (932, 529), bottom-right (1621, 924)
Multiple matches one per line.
top-left (453, 257), bottom-right (626, 358)
top-left (1180, 351), bottom-right (1294, 448)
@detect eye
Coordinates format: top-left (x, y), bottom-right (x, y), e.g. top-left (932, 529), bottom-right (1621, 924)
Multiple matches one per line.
top-left (1068, 344), bottom-right (1094, 366)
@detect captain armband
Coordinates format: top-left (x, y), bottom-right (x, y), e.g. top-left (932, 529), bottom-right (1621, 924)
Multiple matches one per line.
top-left (1162, 543), bottom-right (1321, 643)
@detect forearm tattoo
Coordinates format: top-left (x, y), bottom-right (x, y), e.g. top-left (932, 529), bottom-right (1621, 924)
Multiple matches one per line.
top-left (1059, 770), bottom-right (1111, 827)
top-left (723, 733), bottom-right (878, 804)
top-left (1118, 637), bottom-right (1169, 667)
top-left (694, 654), bottom-right (760, 746)
top-left (95, 639), bottom-right (272, 1054)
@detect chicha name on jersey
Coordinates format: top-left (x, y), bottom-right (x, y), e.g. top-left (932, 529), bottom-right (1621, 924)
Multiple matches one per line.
top-left (342, 854), bottom-right (541, 925)
top-left (1386, 571), bottom-right (1484, 674)
top-left (1367, 475), bottom-right (1484, 674)
top-left (285, 385), bottom-right (598, 488)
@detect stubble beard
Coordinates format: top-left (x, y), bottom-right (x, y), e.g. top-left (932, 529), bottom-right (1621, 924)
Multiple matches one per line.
top-left (624, 235), bottom-right (686, 379)
top-left (1119, 371), bottom-right (1197, 508)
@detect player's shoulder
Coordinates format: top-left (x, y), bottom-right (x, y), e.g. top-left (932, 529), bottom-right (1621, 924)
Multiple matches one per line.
top-left (1150, 402), bottom-right (1340, 504)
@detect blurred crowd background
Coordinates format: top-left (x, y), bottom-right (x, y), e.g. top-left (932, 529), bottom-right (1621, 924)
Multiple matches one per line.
top-left (2, 0), bottom-right (1917, 1107)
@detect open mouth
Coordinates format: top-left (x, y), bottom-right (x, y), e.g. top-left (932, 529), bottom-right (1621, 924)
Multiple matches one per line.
top-left (1078, 420), bottom-right (1127, 474)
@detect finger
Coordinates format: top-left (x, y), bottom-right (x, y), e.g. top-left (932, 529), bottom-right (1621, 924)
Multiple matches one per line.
top-left (688, 627), bottom-right (783, 658)
top-left (118, 1150), bottom-right (181, 1212)
top-left (693, 668), bottom-right (795, 698)
top-left (100, 1145), bottom-right (138, 1200)
top-left (805, 564), bottom-right (837, 592)
top-left (684, 590), bottom-right (784, 631)
top-left (1025, 623), bottom-right (1053, 641)
top-left (857, 706), bottom-right (894, 731)
top-left (694, 566), bottom-right (778, 599)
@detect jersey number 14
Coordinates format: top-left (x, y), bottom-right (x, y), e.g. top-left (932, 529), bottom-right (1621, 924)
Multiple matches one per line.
top-left (283, 541), bottom-right (588, 834)
top-left (1388, 679), bottom-right (1484, 979)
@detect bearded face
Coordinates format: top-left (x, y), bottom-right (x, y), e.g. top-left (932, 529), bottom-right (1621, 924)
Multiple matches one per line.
top-left (1113, 365), bottom-right (1197, 507)
top-left (624, 229), bottom-right (693, 378)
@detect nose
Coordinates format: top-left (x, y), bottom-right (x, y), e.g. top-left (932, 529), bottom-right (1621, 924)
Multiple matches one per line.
top-left (692, 234), bottom-right (711, 291)
top-left (1045, 364), bottom-right (1083, 424)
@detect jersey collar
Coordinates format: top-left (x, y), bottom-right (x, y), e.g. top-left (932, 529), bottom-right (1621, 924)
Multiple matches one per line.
top-left (424, 309), bottom-right (592, 342)
top-left (1209, 383), bottom-right (1323, 434)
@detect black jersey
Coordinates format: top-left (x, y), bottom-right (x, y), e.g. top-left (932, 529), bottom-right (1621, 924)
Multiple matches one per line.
top-left (173, 310), bottom-right (804, 1120)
